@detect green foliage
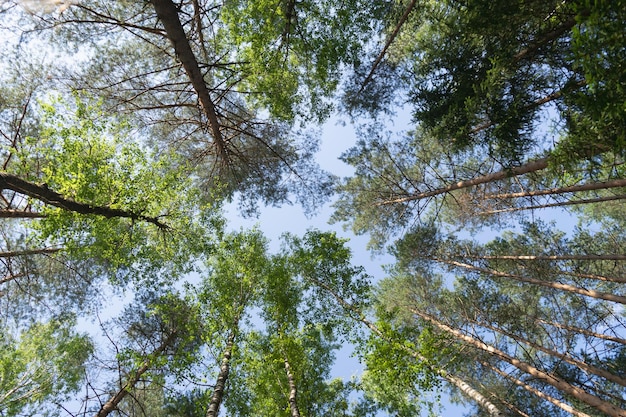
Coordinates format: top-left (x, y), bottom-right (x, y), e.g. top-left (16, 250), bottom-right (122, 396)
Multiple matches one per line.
top-left (13, 95), bottom-right (221, 283)
top-left (221, 0), bottom-right (389, 122)
top-left (0, 317), bottom-right (92, 416)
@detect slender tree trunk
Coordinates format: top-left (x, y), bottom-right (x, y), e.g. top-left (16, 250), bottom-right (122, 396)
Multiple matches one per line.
top-left (377, 158), bottom-right (550, 206)
top-left (359, 0), bottom-right (417, 91)
top-left (150, 0), bottom-right (228, 161)
top-left (485, 178), bottom-right (626, 200)
top-left (303, 274), bottom-right (505, 416)
top-left (0, 209), bottom-right (46, 218)
top-left (478, 193), bottom-right (626, 216)
top-left (206, 329), bottom-right (237, 417)
top-left (412, 308), bottom-right (626, 417)
top-left (479, 360), bottom-right (593, 417)
top-left (283, 354), bottom-right (301, 417)
top-left (95, 332), bottom-right (177, 417)
top-left (436, 259), bottom-right (626, 304)
top-left (560, 270), bottom-right (626, 284)
top-left (444, 374), bottom-right (505, 417)
top-left (466, 318), bottom-right (626, 387)
top-left (467, 254), bottom-right (626, 261)
top-left (535, 318), bottom-right (626, 346)
top-left (0, 173), bottom-right (168, 229)
top-left (513, 15), bottom-right (581, 61)
top-left (0, 272), bottom-right (27, 285)
top-left (0, 248), bottom-right (61, 258)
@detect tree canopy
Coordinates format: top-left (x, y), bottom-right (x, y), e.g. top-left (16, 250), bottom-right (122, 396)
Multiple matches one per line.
top-left (0, 0), bottom-right (625, 416)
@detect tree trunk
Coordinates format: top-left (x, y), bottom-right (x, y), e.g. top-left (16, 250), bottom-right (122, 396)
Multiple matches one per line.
top-left (150, 0), bottom-right (228, 162)
top-left (283, 354), bottom-right (301, 417)
top-left (479, 360), bottom-right (593, 417)
top-left (437, 259), bottom-right (626, 304)
top-left (205, 329), bottom-right (236, 417)
top-left (377, 158), bottom-right (550, 205)
top-left (412, 308), bottom-right (626, 417)
top-left (0, 209), bottom-right (46, 218)
top-left (0, 248), bottom-right (61, 258)
top-left (95, 331), bottom-right (177, 417)
top-left (0, 173), bottom-right (168, 229)
top-left (478, 194), bottom-right (626, 216)
top-left (466, 318), bottom-right (626, 387)
top-left (535, 318), bottom-right (626, 346)
top-left (359, 0), bottom-right (417, 91)
top-left (304, 273), bottom-right (505, 416)
top-left (484, 178), bottom-right (626, 200)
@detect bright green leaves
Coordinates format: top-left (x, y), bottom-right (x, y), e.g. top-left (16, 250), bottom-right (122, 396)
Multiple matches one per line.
top-left (221, 0), bottom-right (388, 122)
top-left (12, 95), bottom-right (221, 283)
top-left (0, 317), bottom-right (92, 417)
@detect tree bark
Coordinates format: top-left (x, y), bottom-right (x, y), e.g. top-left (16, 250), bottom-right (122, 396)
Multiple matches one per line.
top-left (0, 209), bottom-right (46, 218)
top-left (412, 308), bottom-right (626, 417)
top-left (484, 178), bottom-right (626, 200)
top-left (436, 259), bottom-right (626, 305)
top-left (467, 254), bottom-right (626, 261)
top-left (150, 0), bottom-right (228, 162)
top-left (95, 331), bottom-right (177, 417)
top-left (479, 360), bottom-right (593, 417)
top-left (205, 329), bottom-right (237, 417)
top-left (0, 248), bottom-right (61, 258)
top-left (478, 194), bottom-right (626, 216)
top-left (466, 318), bottom-right (626, 387)
top-left (535, 318), bottom-right (626, 346)
top-left (359, 0), bottom-right (418, 92)
top-left (303, 273), bottom-right (505, 416)
top-left (377, 158), bottom-right (550, 205)
top-left (283, 354), bottom-right (301, 417)
top-left (0, 173), bottom-right (168, 229)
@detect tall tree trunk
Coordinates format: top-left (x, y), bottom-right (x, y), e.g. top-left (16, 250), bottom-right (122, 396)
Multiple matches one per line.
top-left (359, 0), bottom-right (417, 91)
top-left (205, 328), bottom-right (237, 417)
top-left (0, 248), bottom-right (61, 258)
top-left (0, 209), bottom-right (46, 218)
top-left (377, 158), bottom-right (550, 205)
top-left (95, 331), bottom-right (178, 417)
top-left (535, 318), bottom-right (626, 346)
top-left (479, 360), bottom-right (593, 417)
top-left (466, 318), bottom-right (626, 387)
top-left (150, 0), bottom-right (228, 161)
top-left (436, 259), bottom-right (626, 304)
top-left (477, 193), bottom-right (626, 216)
top-left (484, 178), bottom-right (626, 200)
top-left (412, 308), bottom-right (626, 417)
top-left (0, 173), bottom-right (168, 229)
top-left (465, 254), bottom-right (626, 261)
top-left (303, 274), bottom-right (505, 416)
top-left (283, 354), bottom-right (301, 417)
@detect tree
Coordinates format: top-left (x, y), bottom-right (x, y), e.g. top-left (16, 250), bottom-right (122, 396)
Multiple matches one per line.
top-left (377, 220), bottom-right (626, 416)
top-left (6, 0), bottom-right (387, 213)
top-left (0, 316), bottom-right (93, 416)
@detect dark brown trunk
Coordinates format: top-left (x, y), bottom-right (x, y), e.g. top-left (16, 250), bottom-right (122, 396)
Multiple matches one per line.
top-left (0, 173), bottom-right (168, 229)
top-left (150, 0), bottom-right (228, 162)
